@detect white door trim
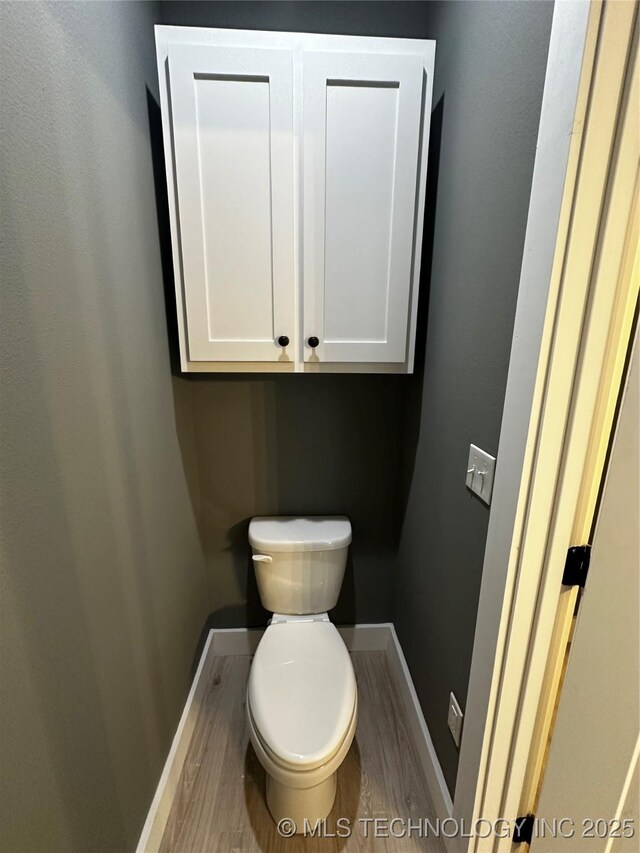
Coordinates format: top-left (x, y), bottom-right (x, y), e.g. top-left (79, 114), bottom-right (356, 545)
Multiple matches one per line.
top-left (454, 1), bottom-right (639, 849)
top-left (454, 0), bottom-right (596, 835)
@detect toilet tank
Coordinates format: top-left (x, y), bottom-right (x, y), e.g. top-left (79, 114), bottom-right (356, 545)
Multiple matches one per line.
top-left (248, 516), bottom-right (352, 615)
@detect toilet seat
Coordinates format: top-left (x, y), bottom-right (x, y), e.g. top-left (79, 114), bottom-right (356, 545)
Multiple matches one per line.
top-left (247, 694), bottom-right (357, 774)
top-left (247, 618), bottom-right (357, 772)
top-left (247, 691), bottom-right (357, 792)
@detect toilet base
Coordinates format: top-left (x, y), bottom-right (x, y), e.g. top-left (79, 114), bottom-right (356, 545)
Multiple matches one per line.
top-left (266, 771), bottom-right (337, 834)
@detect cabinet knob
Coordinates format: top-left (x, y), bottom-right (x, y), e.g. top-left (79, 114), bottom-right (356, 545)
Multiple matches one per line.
top-left (277, 335), bottom-right (290, 347)
top-left (308, 336), bottom-right (319, 348)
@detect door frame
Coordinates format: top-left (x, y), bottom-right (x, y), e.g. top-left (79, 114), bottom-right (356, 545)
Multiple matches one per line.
top-left (453, 0), bottom-right (639, 849)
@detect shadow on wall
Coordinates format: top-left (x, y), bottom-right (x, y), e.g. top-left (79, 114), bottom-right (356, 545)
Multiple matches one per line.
top-left (145, 87), bottom-right (433, 636)
top-left (398, 93), bottom-right (444, 520)
top-left (188, 372), bottom-right (408, 632)
top-left (146, 87), bottom-right (182, 376)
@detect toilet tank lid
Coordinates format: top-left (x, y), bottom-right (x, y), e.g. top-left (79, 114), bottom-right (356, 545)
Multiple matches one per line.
top-left (249, 516), bottom-right (352, 552)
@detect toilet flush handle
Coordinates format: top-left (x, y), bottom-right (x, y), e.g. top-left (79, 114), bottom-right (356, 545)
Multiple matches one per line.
top-left (252, 554), bottom-right (272, 564)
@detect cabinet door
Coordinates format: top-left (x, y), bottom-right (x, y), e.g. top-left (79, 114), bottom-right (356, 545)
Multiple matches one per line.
top-left (168, 45), bottom-right (295, 362)
top-left (303, 51), bottom-right (424, 363)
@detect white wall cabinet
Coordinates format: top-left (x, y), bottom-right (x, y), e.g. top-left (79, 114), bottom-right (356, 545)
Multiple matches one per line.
top-left (156, 27), bottom-right (435, 373)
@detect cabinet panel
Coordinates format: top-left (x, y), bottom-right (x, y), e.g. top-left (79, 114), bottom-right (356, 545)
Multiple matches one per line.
top-left (303, 51), bottom-right (424, 363)
top-left (157, 27), bottom-right (434, 372)
top-left (168, 45), bottom-right (295, 361)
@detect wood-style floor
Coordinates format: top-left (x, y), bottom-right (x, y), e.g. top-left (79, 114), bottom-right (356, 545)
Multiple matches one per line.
top-left (159, 650), bottom-right (446, 852)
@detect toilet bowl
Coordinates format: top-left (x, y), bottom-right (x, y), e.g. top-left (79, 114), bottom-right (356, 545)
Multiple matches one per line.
top-left (247, 517), bottom-right (356, 832)
top-left (247, 615), bottom-right (357, 829)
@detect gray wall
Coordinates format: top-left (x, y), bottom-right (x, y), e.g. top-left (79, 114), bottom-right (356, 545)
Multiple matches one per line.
top-left (158, 3), bottom-right (554, 795)
top-left (394, 1), bottom-right (554, 794)
top-left (0, 3), bottom-right (209, 851)
top-left (160, 0), bottom-right (447, 38)
top-left (157, 1), bottom-right (439, 628)
top-left (0, 5), bottom-right (555, 849)
top-left (188, 376), bottom-right (407, 627)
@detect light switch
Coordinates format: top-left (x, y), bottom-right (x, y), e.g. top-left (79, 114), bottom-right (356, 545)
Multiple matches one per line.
top-left (466, 443), bottom-right (496, 505)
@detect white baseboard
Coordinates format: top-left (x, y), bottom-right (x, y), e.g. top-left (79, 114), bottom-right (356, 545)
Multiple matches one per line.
top-left (383, 626), bottom-right (455, 836)
top-left (208, 622), bottom-right (394, 656)
top-left (136, 630), bottom-right (214, 853)
top-left (136, 622), bottom-right (453, 852)
top-left (211, 626), bottom-right (263, 656)
top-left (339, 622), bottom-right (395, 651)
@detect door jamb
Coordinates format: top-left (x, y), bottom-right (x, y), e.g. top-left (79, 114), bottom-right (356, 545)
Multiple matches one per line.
top-left (452, 0), bottom-right (639, 849)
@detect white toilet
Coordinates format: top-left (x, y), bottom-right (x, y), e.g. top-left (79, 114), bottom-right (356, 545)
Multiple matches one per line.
top-left (246, 516), bottom-right (357, 833)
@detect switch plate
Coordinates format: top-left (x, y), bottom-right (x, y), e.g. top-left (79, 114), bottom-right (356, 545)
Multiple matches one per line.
top-left (448, 691), bottom-right (464, 748)
top-left (466, 443), bottom-right (496, 505)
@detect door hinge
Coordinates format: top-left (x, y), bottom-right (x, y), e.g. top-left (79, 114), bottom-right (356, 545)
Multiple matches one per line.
top-left (513, 814), bottom-right (535, 845)
top-left (562, 544), bottom-right (591, 588)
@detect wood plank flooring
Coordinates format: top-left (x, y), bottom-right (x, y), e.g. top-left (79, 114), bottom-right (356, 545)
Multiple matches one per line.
top-left (159, 651), bottom-right (446, 852)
